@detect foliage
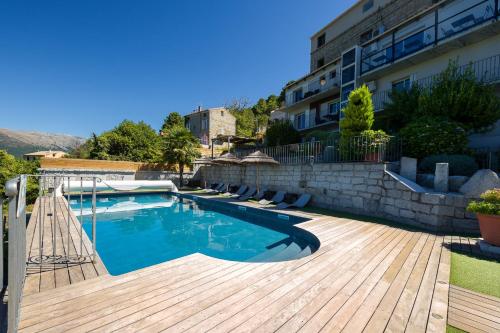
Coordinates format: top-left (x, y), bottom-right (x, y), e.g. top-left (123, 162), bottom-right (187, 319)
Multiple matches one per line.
top-left (67, 141), bottom-right (91, 159)
top-left (161, 125), bottom-right (201, 187)
top-left (161, 112), bottom-right (184, 132)
top-left (265, 120), bottom-right (301, 146)
top-left (399, 118), bottom-right (468, 160)
top-left (419, 154), bottom-right (478, 176)
top-left (381, 85), bottom-right (422, 133)
top-left (382, 60), bottom-right (500, 133)
top-left (340, 85), bottom-right (374, 137)
top-left (418, 61), bottom-right (500, 132)
top-left (304, 130), bottom-right (339, 142)
top-left (0, 150), bottom-right (39, 204)
top-left (87, 120), bottom-right (162, 162)
top-left (467, 189), bottom-right (500, 216)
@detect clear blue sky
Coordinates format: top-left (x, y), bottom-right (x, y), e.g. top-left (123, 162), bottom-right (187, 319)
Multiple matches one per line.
top-left (0, 0), bottom-right (356, 137)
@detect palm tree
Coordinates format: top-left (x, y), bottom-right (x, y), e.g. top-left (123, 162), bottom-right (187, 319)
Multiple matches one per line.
top-left (161, 126), bottom-right (201, 188)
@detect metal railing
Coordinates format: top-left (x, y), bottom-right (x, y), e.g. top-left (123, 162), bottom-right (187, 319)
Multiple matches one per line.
top-left (371, 53), bottom-right (500, 111)
top-left (285, 69), bottom-right (341, 107)
top-left (4, 174), bottom-right (99, 333)
top-left (361, 0), bottom-right (499, 74)
top-left (235, 135), bottom-right (402, 164)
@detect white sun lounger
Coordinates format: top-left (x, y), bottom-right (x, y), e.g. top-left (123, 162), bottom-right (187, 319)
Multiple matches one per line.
top-left (276, 194), bottom-right (312, 209)
top-left (259, 191), bottom-right (286, 205)
top-left (238, 187), bottom-right (257, 201)
top-left (204, 183), bottom-right (225, 194)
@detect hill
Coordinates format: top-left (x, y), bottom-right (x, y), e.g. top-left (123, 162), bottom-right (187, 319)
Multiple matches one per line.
top-left (0, 128), bottom-right (86, 158)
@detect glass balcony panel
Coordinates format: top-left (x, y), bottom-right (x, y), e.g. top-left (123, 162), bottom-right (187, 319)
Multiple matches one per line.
top-left (342, 49), bottom-right (356, 67)
top-left (342, 66), bottom-right (356, 84)
top-left (394, 26), bottom-right (435, 60)
top-left (438, 0), bottom-right (495, 40)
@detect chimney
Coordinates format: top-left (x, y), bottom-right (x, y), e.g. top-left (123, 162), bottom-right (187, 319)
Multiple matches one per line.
top-left (197, 105), bottom-right (202, 112)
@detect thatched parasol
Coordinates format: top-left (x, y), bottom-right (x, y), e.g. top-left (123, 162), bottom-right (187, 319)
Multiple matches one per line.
top-left (241, 151), bottom-right (279, 192)
top-left (193, 157), bottom-right (214, 188)
top-left (213, 153), bottom-right (242, 191)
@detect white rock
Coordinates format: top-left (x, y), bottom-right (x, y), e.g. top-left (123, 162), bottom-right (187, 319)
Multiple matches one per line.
top-left (459, 169), bottom-right (500, 198)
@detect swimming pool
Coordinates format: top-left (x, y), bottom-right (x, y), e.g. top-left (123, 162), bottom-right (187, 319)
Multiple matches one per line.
top-left (70, 193), bottom-right (319, 275)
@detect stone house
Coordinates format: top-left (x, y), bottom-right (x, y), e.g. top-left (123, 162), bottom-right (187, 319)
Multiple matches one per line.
top-left (184, 106), bottom-right (236, 147)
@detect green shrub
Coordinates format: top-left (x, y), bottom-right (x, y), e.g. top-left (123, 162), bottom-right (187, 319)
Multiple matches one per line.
top-left (265, 120), bottom-right (301, 146)
top-left (399, 118), bottom-right (468, 160)
top-left (419, 154), bottom-right (478, 176)
top-left (467, 189), bottom-right (500, 215)
top-left (304, 130), bottom-right (339, 142)
top-left (340, 84), bottom-right (374, 137)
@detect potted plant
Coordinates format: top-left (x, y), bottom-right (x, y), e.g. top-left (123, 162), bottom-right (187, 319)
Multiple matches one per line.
top-left (360, 130), bottom-right (390, 162)
top-left (467, 188), bottom-right (500, 246)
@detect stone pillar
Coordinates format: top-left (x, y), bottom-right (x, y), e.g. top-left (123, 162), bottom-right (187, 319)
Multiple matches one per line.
top-left (434, 163), bottom-right (449, 192)
top-left (400, 157), bottom-right (417, 182)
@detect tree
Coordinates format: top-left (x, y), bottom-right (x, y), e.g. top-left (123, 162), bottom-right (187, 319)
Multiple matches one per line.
top-left (380, 84), bottom-right (422, 133)
top-left (0, 150), bottom-right (39, 203)
top-left (161, 126), bottom-right (201, 188)
top-left (417, 60), bottom-right (500, 132)
top-left (340, 84), bottom-right (374, 137)
top-left (87, 120), bottom-right (162, 162)
top-left (265, 120), bottom-right (301, 146)
top-left (161, 112), bottom-right (184, 132)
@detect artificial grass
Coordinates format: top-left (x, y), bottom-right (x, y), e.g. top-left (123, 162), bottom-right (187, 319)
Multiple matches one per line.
top-left (450, 251), bottom-right (500, 298)
top-left (446, 324), bottom-right (467, 333)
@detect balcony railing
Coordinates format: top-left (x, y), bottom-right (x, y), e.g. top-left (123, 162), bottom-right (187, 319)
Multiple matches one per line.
top-left (361, 0), bottom-right (499, 75)
top-left (371, 53), bottom-right (500, 111)
top-left (285, 69), bottom-right (341, 107)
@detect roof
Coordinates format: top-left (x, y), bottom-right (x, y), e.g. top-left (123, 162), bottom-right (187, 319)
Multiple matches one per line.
top-left (24, 150), bottom-right (67, 156)
top-left (184, 107), bottom-right (228, 117)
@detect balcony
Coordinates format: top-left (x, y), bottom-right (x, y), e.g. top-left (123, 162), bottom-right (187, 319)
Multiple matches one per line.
top-left (285, 65), bottom-right (341, 108)
top-left (361, 0), bottom-right (500, 78)
top-left (370, 53), bottom-right (500, 111)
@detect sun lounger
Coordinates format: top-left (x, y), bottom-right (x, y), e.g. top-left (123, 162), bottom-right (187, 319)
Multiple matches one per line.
top-left (259, 191), bottom-right (285, 205)
top-left (204, 183), bottom-right (225, 194)
top-left (220, 184), bottom-right (238, 196)
top-left (251, 189), bottom-right (267, 201)
top-left (276, 193), bottom-right (311, 209)
top-left (223, 185), bottom-right (248, 198)
top-left (238, 187), bottom-right (257, 201)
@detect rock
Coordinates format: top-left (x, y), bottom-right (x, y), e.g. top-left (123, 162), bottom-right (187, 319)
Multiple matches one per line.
top-left (434, 163), bottom-right (449, 192)
top-left (459, 169), bottom-right (500, 198)
top-left (449, 176), bottom-right (469, 192)
top-left (400, 157), bottom-right (417, 182)
top-left (417, 173), bottom-right (434, 189)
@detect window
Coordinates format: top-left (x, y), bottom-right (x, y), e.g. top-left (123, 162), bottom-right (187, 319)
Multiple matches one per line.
top-left (185, 117), bottom-right (191, 130)
top-left (341, 83), bottom-right (355, 101)
top-left (201, 114), bottom-right (208, 130)
top-left (362, 0), bottom-right (374, 13)
top-left (342, 49), bottom-right (356, 67)
top-left (293, 88), bottom-right (303, 103)
top-left (329, 70), bottom-right (336, 79)
top-left (317, 33), bottom-right (325, 48)
top-left (342, 66), bottom-right (355, 84)
top-left (392, 77), bottom-right (411, 92)
top-left (296, 113), bottom-right (306, 129)
top-left (360, 29), bottom-right (373, 44)
top-left (328, 101), bottom-right (341, 114)
top-left (317, 58), bottom-right (325, 68)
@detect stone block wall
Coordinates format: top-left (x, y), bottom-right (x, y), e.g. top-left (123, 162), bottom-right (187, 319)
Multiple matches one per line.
top-left (198, 162), bottom-right (478, 233)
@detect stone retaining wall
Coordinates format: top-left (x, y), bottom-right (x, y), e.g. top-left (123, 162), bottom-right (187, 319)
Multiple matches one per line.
top-left (197, 162), bottom-right (478, 233)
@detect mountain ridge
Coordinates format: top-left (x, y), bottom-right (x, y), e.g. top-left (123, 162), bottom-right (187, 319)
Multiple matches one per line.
top-left (0, 128), bottom-right (86, 158)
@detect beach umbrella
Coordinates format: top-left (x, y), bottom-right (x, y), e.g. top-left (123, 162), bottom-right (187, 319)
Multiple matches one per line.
top-left (241, 150), bottom-right (279, 193)
top-left (213, 153), bottom-right (242, 191)
top-left (193, 157), bottom-right (214, 188)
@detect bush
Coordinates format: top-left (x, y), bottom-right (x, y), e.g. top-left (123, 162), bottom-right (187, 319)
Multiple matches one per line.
top-left (467, 189), bottom-right (500, 215)
top-left (265, 120), bottom-right (301, 146)
top-left (419, 154), bottom-right (479, 176)
top-left (399, 118), bottom-right (468, 160)
top-left (340, 84), bottom-right (374, 137)
top-left (304, 130), bottom-right (339, 142)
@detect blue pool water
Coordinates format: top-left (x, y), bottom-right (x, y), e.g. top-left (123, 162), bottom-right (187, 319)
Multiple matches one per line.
top-left (70, 193), bottom-right (319, 275)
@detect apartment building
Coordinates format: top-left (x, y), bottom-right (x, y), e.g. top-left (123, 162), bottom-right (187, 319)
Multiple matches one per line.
top-left (282, 0), bottom-right (500, 146)
top-left (184, 106), bottom-right (236, 146)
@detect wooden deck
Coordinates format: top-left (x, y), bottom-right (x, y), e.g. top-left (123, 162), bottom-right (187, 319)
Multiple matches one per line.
top-left (23, 196), bottom-right (107, 296)
top-left (448, 285), bottom-right (500, 333)
top-left (17, 195), bottom-right (454, 332)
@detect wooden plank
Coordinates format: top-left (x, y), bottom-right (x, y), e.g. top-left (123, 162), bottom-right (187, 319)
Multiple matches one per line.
top-left (450, 285), bottom-right (500, 304)
top-left (38, 196), bottom-right (56, 292)
top-left (448, 307), bottom-right (500, 332)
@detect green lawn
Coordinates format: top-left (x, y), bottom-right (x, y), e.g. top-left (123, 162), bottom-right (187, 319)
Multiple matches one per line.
top-left (450, 251), bottom-right (500, 298)
top-left (446, 324), bottom-right (467, 333)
